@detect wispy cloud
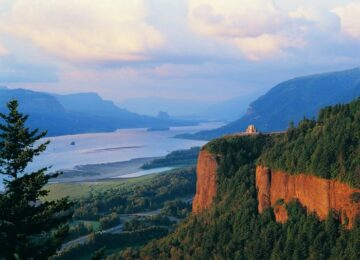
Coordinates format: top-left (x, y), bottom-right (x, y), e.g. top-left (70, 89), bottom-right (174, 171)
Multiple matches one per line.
top-left (333, 2), bottom-right (360, 40)
top-left (0, 0), bottom-right (164, 63)
top-left (186, 0), bottom-right (344, 60)
top-left (0, 42), bottom-right (7, 56)
top-left (0, 0), bottom-right (359, 101)
top-left (0, 55), bottom-right (58, 83)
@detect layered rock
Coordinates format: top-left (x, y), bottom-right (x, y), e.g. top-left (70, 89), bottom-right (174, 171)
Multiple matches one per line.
top-left (256, 166), bottom-right (360, 228)
top-left (192, 149), bottom-right (218, 213)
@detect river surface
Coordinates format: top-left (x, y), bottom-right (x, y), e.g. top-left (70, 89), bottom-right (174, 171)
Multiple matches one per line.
top-left (0, 122), bottom-right (221, 187)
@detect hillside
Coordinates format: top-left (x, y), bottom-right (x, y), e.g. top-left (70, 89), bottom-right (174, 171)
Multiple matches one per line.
top-left (55, 92), bottom-right (141, 118)
top-left (0, 88), bottom-right (194, 136)
top-left (199, 94), bottom-right (257, 121)
top-left (181, 68), bottom-right (360, 140)
top-left (114, 98), bottom-right (360, 259)
top-left (259, 98), bottom-right (360, 188)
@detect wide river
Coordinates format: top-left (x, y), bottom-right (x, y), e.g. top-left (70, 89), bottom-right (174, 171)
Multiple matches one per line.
top-left (25, 122), bottom-right (222, 172)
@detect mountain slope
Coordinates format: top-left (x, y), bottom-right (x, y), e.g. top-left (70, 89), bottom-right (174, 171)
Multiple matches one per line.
top-left (55, 93), bottom-right (140, 119)
top-left (117, 98), bottom-right (360, 259)
top-left (183, 68), bottom-right (360, 140)
top-left (0, 88), bottom-right (194, 136)
top-left (198, 93), bottom-right (257, 121)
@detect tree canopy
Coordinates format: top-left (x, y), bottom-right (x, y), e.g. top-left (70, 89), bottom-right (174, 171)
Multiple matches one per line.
top-left (0, 100), bottom-right (73, 259)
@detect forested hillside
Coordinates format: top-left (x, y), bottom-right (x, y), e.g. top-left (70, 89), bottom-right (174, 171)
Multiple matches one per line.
top-left (260, 98), bottom-right (360, 188)
top-left (182, 68), bottom-right (360, 140)
top-left (112, 98), bottom-right (360, 259)
top-left (116, 135), bottom-right (359, 259)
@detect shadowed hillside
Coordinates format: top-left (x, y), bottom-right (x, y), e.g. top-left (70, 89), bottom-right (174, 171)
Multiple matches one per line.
top-left (181, 68), bottom-right (360, 140)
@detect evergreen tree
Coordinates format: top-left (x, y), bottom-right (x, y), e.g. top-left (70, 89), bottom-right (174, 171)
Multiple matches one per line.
top-left (0, 100), bottom-right (73, 259)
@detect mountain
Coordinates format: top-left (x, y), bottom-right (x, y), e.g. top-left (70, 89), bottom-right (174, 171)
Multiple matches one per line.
top-left (199, 93), bottom-right (258, 121)
top-left (55, 92), bottom-right (140, 119)
top-left (0, 88), bottom-right (195, 136)
top-left (0, 88), bottom-right (81, 136)
top-left (120, 98), bottom-right (360, 259)
top-left (119, 97), bottom-right (212, 117)
top-left (119, 94), bottom-right (257, 121)
top-left (181, 68), bottom-right (360, 140)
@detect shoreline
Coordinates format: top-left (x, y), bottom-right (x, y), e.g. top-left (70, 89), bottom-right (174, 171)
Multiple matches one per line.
top-left (52, 157), bottom-right (160, 184)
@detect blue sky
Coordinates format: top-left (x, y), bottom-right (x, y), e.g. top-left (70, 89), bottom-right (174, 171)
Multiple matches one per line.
top-left (0, 0), bottom-right (359, 103)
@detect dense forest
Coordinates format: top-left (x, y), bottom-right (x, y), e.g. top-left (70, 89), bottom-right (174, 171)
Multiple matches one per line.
top-left (117, 135), bottom-right (359, 259)
top-left (55, 167), bottom-right (196, 258)
top-left (112, 98), bottom-right (360, 259)
top-left (2, 97), bottom-right (359, 259)
top-left (260, 98), bottom-right (360, 188)
top-left (72, 167), bottom-right (196, 221)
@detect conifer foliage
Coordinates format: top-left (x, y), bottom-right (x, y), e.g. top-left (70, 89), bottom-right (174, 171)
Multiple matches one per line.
top-left (0, 100), bottom-right (73, 259)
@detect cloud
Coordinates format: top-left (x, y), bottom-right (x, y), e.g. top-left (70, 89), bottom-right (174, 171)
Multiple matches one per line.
top-left (0, 42), bottom-right (8, 55)
top-left (0, 0), bottom-right (164, 63)
top-left (333, 3), bottom-right (360, 40)
top-left (187, 0), bottom-right (338, 60)
top-left (0, 56), bottom-right (58, 83)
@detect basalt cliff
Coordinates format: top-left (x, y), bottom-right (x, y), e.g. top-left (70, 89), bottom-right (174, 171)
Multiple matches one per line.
top-left (256, 166), bottom-right (360, 228)
top-left (136, 99), bottom-right (360, 259)
top-left (193, 148), bottom-right (360, 228)
top-left (192, 149), bottom-right (218, 213)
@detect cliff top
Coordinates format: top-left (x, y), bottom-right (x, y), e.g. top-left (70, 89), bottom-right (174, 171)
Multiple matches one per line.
top-left (204, 98), bottom-right (360, 188)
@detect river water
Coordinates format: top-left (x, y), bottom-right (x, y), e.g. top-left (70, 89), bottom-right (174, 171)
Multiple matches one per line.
top-left (0, 122), bottom-right (221, 187)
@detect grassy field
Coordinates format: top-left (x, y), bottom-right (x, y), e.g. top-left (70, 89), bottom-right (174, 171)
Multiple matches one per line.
top-left (44, 173), bottom-right (164, 201)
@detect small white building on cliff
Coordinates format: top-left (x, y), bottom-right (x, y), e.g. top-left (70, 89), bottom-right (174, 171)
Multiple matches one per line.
top-left (246, 124), bottom-right (258, 134)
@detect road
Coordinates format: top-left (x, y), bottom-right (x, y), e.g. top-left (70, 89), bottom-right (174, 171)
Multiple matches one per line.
top-left (60, 208), bottom-right (164, 251)
top-left (61, 197), bottom-right (194, 252)
top-left (61, 222), bottom-right (125, 251)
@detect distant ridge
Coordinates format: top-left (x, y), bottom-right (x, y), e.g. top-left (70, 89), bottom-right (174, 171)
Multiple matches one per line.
top-left (180, 68), bottom-right (360, 140)
top-left (0, 88), bottom-right (194, 136)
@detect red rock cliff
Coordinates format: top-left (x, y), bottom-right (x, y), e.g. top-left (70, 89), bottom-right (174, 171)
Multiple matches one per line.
top-left (192, 149), bottom-right (218, 213)
top-left (256, 166), bottom-right (360, 228)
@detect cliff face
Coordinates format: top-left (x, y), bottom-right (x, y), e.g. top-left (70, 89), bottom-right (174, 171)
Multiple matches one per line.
top-left (192, 151), bottom-right (360, 227)
top-left (192, 149), bottom-right (218, 213)
top-left (256, 166), bottom-right (360, 228)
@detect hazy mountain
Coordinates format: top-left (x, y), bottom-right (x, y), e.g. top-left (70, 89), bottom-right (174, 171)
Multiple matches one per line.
top-left (199, 94), bottom-right (258, 121)
top-left (0, 88), bottom-right (87, 136)
top-left (119, 94), bottom-right (257, 121)
top-left (0, 88), bottom-right (65, 115)
top-left (180, 68), bottom-right (360, 140)
top-left (119, 97), bottom-right (212, 117)
top-left (0, 88), bottom-right (195, 136)
top-left (55, 92), bottom-right (147, 119)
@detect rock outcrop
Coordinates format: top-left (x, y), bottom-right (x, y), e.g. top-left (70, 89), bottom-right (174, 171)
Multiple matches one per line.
top-left (192, 149), bottom-right (218, 213)
top-left (192, 151), bottom-right (360, 228)
top-left (256, 166), bottom-right (360, 228)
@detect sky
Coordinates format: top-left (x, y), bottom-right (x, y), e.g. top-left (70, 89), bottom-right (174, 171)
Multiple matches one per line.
top-left (0, 0), bottom-right (359, 103)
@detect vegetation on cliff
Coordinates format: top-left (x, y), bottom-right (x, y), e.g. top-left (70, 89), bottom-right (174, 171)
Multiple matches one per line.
top-left (260, 98), bottom-right (360, 188)
top-left (117, 135), bottom-right (359, 259)
top-left (141, 147), bottom-right (200, 169)
top-left (184, 68), bottom-right (360, 140)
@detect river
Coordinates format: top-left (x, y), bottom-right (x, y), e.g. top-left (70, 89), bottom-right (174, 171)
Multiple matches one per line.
top-left (0, 122), bottom-right (222, 187)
